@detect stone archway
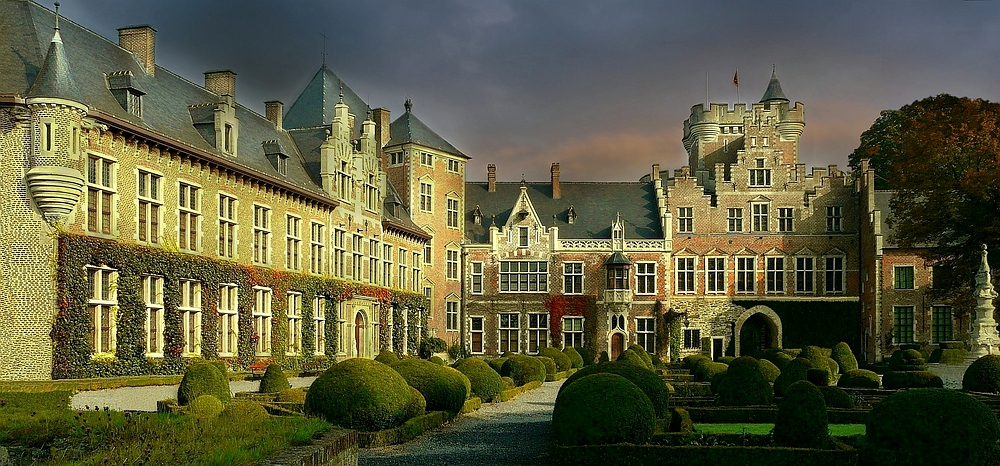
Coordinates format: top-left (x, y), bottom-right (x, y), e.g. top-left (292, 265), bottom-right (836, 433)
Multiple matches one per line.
top-left (734, 305), bottom-right (782, 357)
top-left (355, 311), bottom-right (366, 358)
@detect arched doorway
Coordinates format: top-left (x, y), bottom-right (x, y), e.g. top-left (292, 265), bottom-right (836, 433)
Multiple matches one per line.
top-left (611, 333), bottom-right (625, 360)
top-left (355, 311), bottom-right (366, 357)
top-left (734, 305), bottom-right (783, 357)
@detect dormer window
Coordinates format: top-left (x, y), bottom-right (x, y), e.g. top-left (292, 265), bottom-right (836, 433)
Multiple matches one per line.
top-left (108, 71), bottom-right (145, 118)
top-left (567, 205), bottom-right (577, 224)
top-left (224, 124), bottom-right (233, 153)
top-left (277, 154), bottom-right (288, 176)
top-left (473, 205), bottom-right (483, 225)
top-left (263, 140), bottom-right (289, 176)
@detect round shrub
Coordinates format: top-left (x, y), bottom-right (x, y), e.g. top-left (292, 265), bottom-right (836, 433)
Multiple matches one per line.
top-left (419, 337), bottom-right (448, 359)
top-left (304, 358), bottom-right (414, 431)
top-left (710, 371), bottom-right (727, 395)
top-left (599, 351), bottom-right (610, 363)
top-left (500, 351), bottom-right (515, 358)
top-left (882, 371), bottom-right (943, 389)
top-left (668, 407), bottom-right (694, 433)
top-left (963, 354), bottom-right (1000, 393)
top-left (830, 342), bottom-right (858, 374)
top-left (694, 361), bottom-right (728, 383)
top-left (928, 347), bottom-right (968, 364)
top-left (208, 360), bottom-right (228, 378)
top-left (682, 354), bottom-right (711, 371)
top-left (717, 356), bottom-right (774, 406)
top-left (628, 344), bottom-right (653, 368)
top-left (819, 386), bottom-right (855, 409)
top-left (487, 358), bottom-right (507, 374)
top-left (822, 357), bottom-right (840, 376)
top-left (539, 347), bottom-right (573, 371)
top-left (500, 376), bottom-right (516, 391)
top-left (429, 355), bottom-right (446, 366)
top-left (277, 388), bottom-right (307, 404)
top-left (220, 401), bottom-right (268, 422)
top-left (455, 357), bottom-right (504, 402)
top-left (538, 356), bottom-right (557, 375)
top-left (188, 394), bottom-right (224, 418)
top-left (837, 369), bottom-right (880, 389)
top-left (391, 358), bottom-right (471, 415)
top-left (774, 357), bottom-right (812, 397)
top-left (807, 368), bottom-right (830, 387)
top-left (617, 349), bottom-right (648, 368)
top-left (717, 356), bottom-right (735, 365)
top-left (500, 354), bottom-right (546, 387)
top-left (375, 350), bottom-right (401, 365)
top-left (575, 347), bottom-right (596, 366)
top-left (259, 364), bottom-right (289, 394)
top-left (888, 349), bottom-right (926, 371)
top-left (759, 359), bottom-right (780, 383)
top-left (763, 350), bottom-right (794, 371)
top-left (774, 380), bottom-right (828, 449)
top-left (563, 346), bottom-right (584, 369)
top-left (866, 389), bottom-right (1000, 466)
top-left (552, 373), bottom-right (655, 446)
top-left (401, 386), bottom-right (426, 421)
top-left (178, 361), bottom-right (231, 406)
top-left (561, 361), bottom-right (670, 418)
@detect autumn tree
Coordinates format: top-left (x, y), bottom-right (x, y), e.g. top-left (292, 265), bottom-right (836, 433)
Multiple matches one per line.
top-left (851, 94), bottom-right (1000, 309)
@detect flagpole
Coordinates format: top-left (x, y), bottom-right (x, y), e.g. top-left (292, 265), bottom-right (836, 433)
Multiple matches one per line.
top-left (706, 71), bottom-right (709, 106)
top-left (736, 68), bottom-right (740, 105)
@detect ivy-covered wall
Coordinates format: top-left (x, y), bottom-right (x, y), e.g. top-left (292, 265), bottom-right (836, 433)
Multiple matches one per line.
top-left (53, 234), bottom-right (427, 379)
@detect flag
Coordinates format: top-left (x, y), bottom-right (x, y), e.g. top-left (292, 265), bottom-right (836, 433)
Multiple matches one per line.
top-left (733, 70), bottom-right (739, 87)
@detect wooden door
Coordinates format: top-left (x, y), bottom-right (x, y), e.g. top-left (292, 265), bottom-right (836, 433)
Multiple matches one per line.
top-left (611, 333), bottom-right (624, 360)
top-left (355, 312), bottom-right (364, 357)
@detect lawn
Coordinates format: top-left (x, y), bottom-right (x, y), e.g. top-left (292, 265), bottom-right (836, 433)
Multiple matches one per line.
top-left (696, 423), bottom-right (866, 436)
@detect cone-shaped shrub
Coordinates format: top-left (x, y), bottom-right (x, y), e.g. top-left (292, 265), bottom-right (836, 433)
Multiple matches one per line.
top-left (259, 364), bottom-right (289, 394)
top-left (552, 373), bottom-right (655, 446)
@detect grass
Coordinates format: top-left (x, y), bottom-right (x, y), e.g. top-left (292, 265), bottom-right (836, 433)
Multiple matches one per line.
top-left (696, 423), bottom-right (866, 436)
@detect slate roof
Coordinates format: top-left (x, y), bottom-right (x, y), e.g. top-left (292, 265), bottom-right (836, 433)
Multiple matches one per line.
top-left (283, 64), bottom-right (369, 137)
top-left (760, 67), bottom-right (789, 103)
top-left (386, 106), bottom-right (467, 158)
top-left (465, 182), bottom-right (662, 244)
top-left (26, 27), bottom-right (84, 103)
top-left (382, 181), bottom-right (429, 239)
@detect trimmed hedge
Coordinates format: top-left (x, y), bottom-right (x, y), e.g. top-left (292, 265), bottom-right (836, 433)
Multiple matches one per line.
top-left (628, 344), bottom-right (654, 369)
top-left (682, 354), bottom-right (711, 371)
top-left (391, 358), bottom-right (471, 415)
top-left (454, 357), bottom-right (504, 402)
top-left (375, 350), bottom-right (401, 365)
top-left (178, 361), bottom-right (231, 406)
top-left (774, 380), bottom-right (828, 449)
top-left (758, 359), bottom-right (780, 383)
top-left (219, 400), bottom-right (269, 422)
top-left (188, 394), bottom-right (224, 418)
top-left (806, 368), bottom-right (830, 387)
top-left (830, 342), bottom-right (858, 374)
top-left (258, 364), bottom-right (289, 394)
top-left (773, 358), bottom-right (812, 397)
top-left (561, 361), bottom-right (670, 418)
top-left (668, 407), bottom-right (693, 434)
top-left (882, 370), bottom-right (943, 389)
top-left (277, 388), bottom-right (307, 404)
top-left (549, 444), bottom-right (859, 466)
top-left (487, 358), bottom-right (507, 374)
top-left (887, 349), bottom-right (926, 372)
top-left (963, 354), bottom-right (1000, 393)
top-left (540, 347), bottom-right (573, 371)
top-left (717, 356), bottom-right (773, 406)
top-left (500, 354), bottom-right (547, 387)
top-left (497, 380), bottom-right (542, 402)
top-left (500, 376), bottom-right (516, 391)
top-left (357, 411), bottom-right (444, 448)
top-left (402, 386), bottom-right (426, 421)
top-left (865, 388), bottom-right (1000, 466)
top-left (304, 358), bottom-right (415, 431)
top-left (837, 369), bottom-right (880, 389)
top-left (693, 362), bottom-right (728, 383)
top-left (617, 349), bottom-right (648, 368)
top-left (818, 386), bottom-right (854, 409)
top-left (553, 373), bottom-right (655, 446)
top-left (429, 355), bottom-right (446, 366)
top-left (575, 346), bottom-right (596, 366)
top-left (538, 356), bottom-right (558, 375)
top-left (928, 347), bottom-right (968, 364)
top-left (563, 347), bottom-right (585, 369)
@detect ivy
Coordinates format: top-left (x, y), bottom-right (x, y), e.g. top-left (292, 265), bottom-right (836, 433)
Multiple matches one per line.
top-left (543, 294), bottom-right (598, 349)
top-left (51, 233), bottom-right (427, 379)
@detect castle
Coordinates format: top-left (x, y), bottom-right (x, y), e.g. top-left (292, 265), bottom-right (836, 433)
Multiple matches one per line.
top-left (0, 1), bottom-right (955, 380)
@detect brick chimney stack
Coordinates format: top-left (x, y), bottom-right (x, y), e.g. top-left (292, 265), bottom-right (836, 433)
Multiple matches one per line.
top-left (264, 101), bottom-right (283, 130)
top-left (117, 25), bottom-right (156, 76)
top-left (371, 108), bottom-right (391, 151)
top-left (488, 164), bottom-right (497, 192)
top-left (651, 163), bottom-right (660, 181)
top-left (551, 163), bottom-right (561, 199)
top-left (204, 70), bottom-right (237, 98)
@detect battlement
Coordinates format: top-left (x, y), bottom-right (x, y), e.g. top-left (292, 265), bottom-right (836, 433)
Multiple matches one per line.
top-left (683, 100), bottom-right (805, 144)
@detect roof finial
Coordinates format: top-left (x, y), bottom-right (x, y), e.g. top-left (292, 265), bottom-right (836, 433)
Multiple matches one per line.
top-left (54, 2), bottom-right (60, 31)
top-left (404, 98), bottom-right (412, 112)
top-left (772, 63), bottom-right (776, 74)
top-left (338, 82), bottom-right (344, 103)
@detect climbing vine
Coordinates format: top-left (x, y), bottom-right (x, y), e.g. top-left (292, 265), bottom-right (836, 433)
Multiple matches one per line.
top-left (543, 294), bottom-right (598, 349)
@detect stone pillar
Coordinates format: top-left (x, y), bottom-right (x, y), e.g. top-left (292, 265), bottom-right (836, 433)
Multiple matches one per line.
top-left (969, 244), bottom-right (1000, 359)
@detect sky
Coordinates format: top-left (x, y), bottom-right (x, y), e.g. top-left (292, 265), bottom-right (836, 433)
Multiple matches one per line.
top-left (59, 0), bottom-right (1000, 182)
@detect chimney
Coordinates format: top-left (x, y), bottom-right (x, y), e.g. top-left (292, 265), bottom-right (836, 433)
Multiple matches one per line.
top-left (264, 100), bottom-right (283, 130)
top-left (371, 108), bottom-right (391, 149)
top-left (117, 25), bottom-right (156, 77)
top-left (488, 164), bottom-right (497, 192)
top-left (551, 163), bottom-right (561, 199)
top-left (204, 70), bottom-right (237, 98)
top-left (651, 163), bottom-right (660, 181)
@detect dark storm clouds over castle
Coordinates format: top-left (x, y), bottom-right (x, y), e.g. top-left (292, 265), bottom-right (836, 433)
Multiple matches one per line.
top-left (61, 0), bottom-right (1000, 182)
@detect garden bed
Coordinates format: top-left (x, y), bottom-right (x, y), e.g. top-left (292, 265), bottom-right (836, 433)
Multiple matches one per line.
top-left (684, 407), bottom-right (869, 424)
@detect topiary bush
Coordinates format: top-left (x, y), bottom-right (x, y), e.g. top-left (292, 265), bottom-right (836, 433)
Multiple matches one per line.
top-left (807, 368), bottom-right (830, 387)
top-left (500, 376), bottom-right (516, 391)
top-left (220, 401), bottom-right (269, 422)
top-left (694, 362), bottom-right (728, 383)
top-left (882, 370), bottom-right (943, 389)
top-left (552, 373), bottom-right (655, 446)
top-left (774, 380), bottom-right (828, 449)
top-left (717, 356), bottom-right (735, 365)
top-left (865, 388), bottom-right (1000, 466)
top-left (575, 347), bottom-right (596, 366)
top-left (188, 394), bottom-right (224, 418)
top-left (682, 354), bottom-right (711, 371)
top-left (563, 346), bottom-right (584, 369)
top-left (963, 354), bottom-right (1000, 393)
top-left (500, 354), bottom-right (547, 387)
top-left (598, 351), bottom-right (610, 363)
top-left (304, 358), bottom-right (415, 431)
top-left (837, 369), bottom-right (881, 389)
top-left (178, 361), bottom-right (231, 406)
top-left (487, 358), bottom-right (507, 374)
top-left (888, 349), bottom-right (927, 371)
top-left (539, 347), bottom-right (573, 371)
top-left (819, 386), bottom-right (855, 409)
top-left (401, 386), bottom-right (426, 421)
top-left (758, 358), bottom-right (780, 383)
top-left (830, 342), bottom-right (858, 374)
top-left (538, 356), bottom-right (557, 375)
top-left (455, 357), bottom-right (504, 402)
top-left (617, 348), bottom-right (648, 368)
top-left (628, 344), bottom-right (653, 369)
top-left (717, 356), bottom-right (773, 406)
top-left (560, 361), bottom-right (670, 418)
top-left (668, 407), bottom-right (694, 434)
top-left (773, 357), bottom-right (813, 397)
top-left (419, 337), bottom-right (448, 359)
top-left (259, 364), bottom-right (290, 394)
top-left (208, 360), bottom-right (228, 379)
top-left (391, 358), bottom-right (471, 415)
top-left (277, 388), bottom-right (307, 404)
top-left (762, 350), bottom-right (794, 372)
top-left (928, 347), bottom-right (968, 364)
top-left (429, 355), bottom-right (446, 366)
top-left (375, 350), bottom-right (401, 365)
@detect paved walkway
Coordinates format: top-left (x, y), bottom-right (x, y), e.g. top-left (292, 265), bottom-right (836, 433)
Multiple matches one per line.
top-left (359, 381), bottom-right (562, 466)
top-left (70, 377), bottom-right (317, 412)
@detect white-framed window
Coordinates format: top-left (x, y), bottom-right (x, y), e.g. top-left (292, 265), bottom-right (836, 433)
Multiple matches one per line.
top-left (383, 244), bottom-right (393, 287)
top-left (749, 159), bottom-right (771, 187)
top-left (88, 265), bottom-right (118, 354)
top-left (314, 296), bottom-right (326, 354)
top-left (178, 182), bottom-right (200, 252)
top-left (351, 234), bottom-right (364, 280)
top-left (368, 239), bottom-right (380, 284)
top-left (766, 257), bottom-right (785, 293)
top-left (471, 261), bottom-right (483, 294)
top-left (894, 266), bottom-right (915, 290)
top-left (470, 316), bottom-right (484, 354)
top-left (287, 291), bottom-right (302, 354)
top-left (736, 256), bottom-right (755, 293)
top-left (420, 152), bottom-right (433, 167)
top-left (447, 198), bottom-right (459, 228)
top-left (499, 261), bottom-right (548, 293)
top-left (499, 313), bottom-right (520, 353)
top-left (424, 242), bottom-right (432, 265)
top-left (750, 136), bottom-right (757, 147)
top-left (286, 215), bottom-right (302, 271)
top-left (893, 306), bottom-right (915, 344)
top-left (137, 170), bottom-right (161, 244)
top-left (683, 328), bottom-right (701, 349)
top-left (398, 248), bottom-right (408, 290)
top-left (678, 207), bottom-right (693, 233)
top-left (518, 226), bottom-right (529, 247)
top-left (420, 182), bottom-right (433, 212)
top-left (528, 313), bottom-right (548, 354)
top-left (727, 208), bottom-right (743, 233)
top-left (179, 279), bottom-right (202, 356)
top-left (333, 228), bottom-right (346, 278)
top-left (751, 203), bottom-right (769, 232)
top-left (218, 284), bottom-right (238, 356)
top-left (337, 160), bottom-right (351, 201)
top-left (706, 257), bottom-right (726, 294)
top-left (563, 316), bottom-right (584, 348)
top-left (142, 275), bottom-right (163, 356)
top-left (447, 159), bottom-right (460, 173)
top-left (563, 262), bottom-right (583, 294)
top-left (762, 136), bottom-right (769, 147)
top-left (253, 205), bottom-right (271, 265)
top-left (253, 287), bottom-right (273, 355)
top-left (636, 262), bottom-right (656, 295)
top-left (778, 207), bottom-right (793, 233)
top-left (310, 222), bottom-right (325, 274)
top-left (825, 256), bottom-right (844, 293)
top-left (218, 194), bottom-right (237, 258)
top-left (447, 249), bottom-right (459, 280)
top-left (412, 255), bottom-right (422, 292)
top-left (636, 317), bottom-right (655, 353)
top-left (446, 301), bottom-right (459, 331)
top-left (675, 257), bottom-right (695, 293)
top-left (826, 206), bottom-right (843, 232)
top-left (87, 154), bottom-right (116, 235)
top-left (796, 257), bottom-right (815, 293)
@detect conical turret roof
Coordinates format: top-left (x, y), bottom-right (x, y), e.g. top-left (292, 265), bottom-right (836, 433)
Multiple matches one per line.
top-left (27, 16), bottom-right (85, 104)
top-left (759, 66), bottom-right (788, 103)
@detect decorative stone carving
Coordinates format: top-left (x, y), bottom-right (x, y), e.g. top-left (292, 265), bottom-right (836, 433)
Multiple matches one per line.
top-left (25, 165), bottom-right (85, 223)
top-left (969, 244), bottom-right (1000, 359)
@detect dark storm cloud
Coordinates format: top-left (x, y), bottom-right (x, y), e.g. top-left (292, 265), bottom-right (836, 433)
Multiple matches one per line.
top-left (60, 1), bottom-right (1000, 181)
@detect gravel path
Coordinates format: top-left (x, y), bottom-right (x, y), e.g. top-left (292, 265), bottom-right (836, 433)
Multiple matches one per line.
top-left (359, 381), bottom-right (562, 466)
top-left (70, 377), bottom-right (317, 412)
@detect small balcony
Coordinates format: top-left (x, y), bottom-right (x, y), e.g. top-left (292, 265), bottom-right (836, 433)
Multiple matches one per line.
top-left (603, 289), bottom-right (633, 304)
